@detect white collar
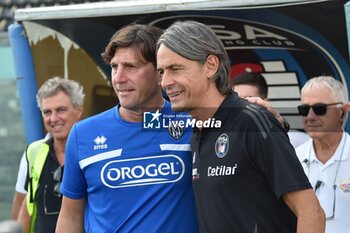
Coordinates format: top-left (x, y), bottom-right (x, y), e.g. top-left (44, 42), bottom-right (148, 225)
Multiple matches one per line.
top-left (309, 132), bottom-right (349, 164)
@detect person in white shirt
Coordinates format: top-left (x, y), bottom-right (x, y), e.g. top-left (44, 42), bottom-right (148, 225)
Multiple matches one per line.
top-left (11, 151), bottom-right (27, 219)
top-left (295, 75), bottom-right (350, 233)
top-left (11, 133), bottom-right (51, 219)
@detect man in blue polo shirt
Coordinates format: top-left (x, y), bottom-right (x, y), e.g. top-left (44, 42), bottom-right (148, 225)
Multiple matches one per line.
top-left (56, 24), bottom-right (198, 233)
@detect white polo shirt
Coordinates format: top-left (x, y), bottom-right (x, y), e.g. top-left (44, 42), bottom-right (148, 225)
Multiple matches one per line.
top-left (288, 130), bottom-right (310, 148)
top-left (15, 151), bottom-right (27, 194)
top-left (296, 132), bottom-right (350, 233)
top-left (15, 133), bottom-right (52, 194)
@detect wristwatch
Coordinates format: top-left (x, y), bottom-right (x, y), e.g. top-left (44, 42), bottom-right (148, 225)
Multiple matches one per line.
top-left (282, 117), bottom-right (290, 133)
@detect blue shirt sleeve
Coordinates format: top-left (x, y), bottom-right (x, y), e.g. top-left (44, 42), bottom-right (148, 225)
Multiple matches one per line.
top-left (61, 123), bottom-right (87, 199)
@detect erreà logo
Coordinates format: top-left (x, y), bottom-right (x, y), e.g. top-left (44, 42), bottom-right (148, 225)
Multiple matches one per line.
top-left (100, 155), bottom-right (184, 188)
top-left (94, 135), bottom-right (108, 150)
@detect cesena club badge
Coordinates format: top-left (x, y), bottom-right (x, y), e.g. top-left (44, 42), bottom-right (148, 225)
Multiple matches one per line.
top-left (168, 120), bottom-right (184, 140)
top-left (215, 133), bottom-right (229, 158)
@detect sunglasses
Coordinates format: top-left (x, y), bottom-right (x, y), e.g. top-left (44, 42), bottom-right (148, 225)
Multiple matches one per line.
top-left (53, 166), bottom-right (62, 198)
top-left (314, 181), bottom-right (336, 220)
top-left (44, 166), bottom-right (63, 215)
top-left (297, 102), bottom-right (342, 116)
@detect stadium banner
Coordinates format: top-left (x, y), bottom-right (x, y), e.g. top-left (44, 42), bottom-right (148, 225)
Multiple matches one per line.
top-left (18, 0), bottom-right (350, 131)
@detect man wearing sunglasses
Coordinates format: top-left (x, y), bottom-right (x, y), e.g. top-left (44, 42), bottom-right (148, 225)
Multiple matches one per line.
top-left (295, 75), bottom-right (350, 233)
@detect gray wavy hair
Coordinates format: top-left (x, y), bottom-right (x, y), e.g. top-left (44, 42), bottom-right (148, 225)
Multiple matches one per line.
top-left (36, 77), bottom-right (85, 110)
top-left (157, 20), bottom-right (232, 95)
top-left (301, 75), bottom-right (348, 103)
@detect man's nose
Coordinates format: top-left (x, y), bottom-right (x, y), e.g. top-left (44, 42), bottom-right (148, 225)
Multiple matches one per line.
top-left (112, 67), bottom-right (127, 84)
top-left (161, 71), bottom-right (174, 90)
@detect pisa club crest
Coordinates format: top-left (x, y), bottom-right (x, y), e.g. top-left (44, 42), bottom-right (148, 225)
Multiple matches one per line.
top-left (215, 133), bottom-right (229, 158)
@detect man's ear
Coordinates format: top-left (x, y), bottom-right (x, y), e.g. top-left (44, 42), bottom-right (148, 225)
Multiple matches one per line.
top-left (205, 55), bottom-right (219, 79)
top-left (344, 102), bottom-right (350, 112)
top-left (340, 102), bottom-right (350, 121)
top-left (75, 106), bottom-right (84, 120)
top-left (340, 110), bottom-right (346, 126)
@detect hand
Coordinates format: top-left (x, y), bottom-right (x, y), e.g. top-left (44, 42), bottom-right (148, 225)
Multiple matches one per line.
top-left (245, 97), bottom-right (286, 130)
